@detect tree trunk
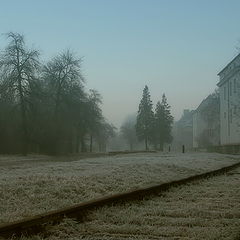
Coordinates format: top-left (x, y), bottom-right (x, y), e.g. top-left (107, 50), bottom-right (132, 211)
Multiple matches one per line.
top-left (17, 74), bottom-right (28, 155)
top-left (68, 136), bottom-right (73, 154)
top-left (145, 138), bottom-right (148, 151)
top-left (76, 134), bottom-right (80, 153)
top-left (54, 74), bottom-right (62, 119)
top-left (20, 97), bottom-right (28, 155)
top-left (81, 136), bottom-right (86, 152)
top-left (130, 142), bottom-right (133, 151)
top-left (90, 135), bottom-right (93, 152)
top-left (98, 143), bottom-right (101, 152)
top-left (52, 76), bottom-right (62, 154)
top-left (159, 143), bottom-right (163, 151)
top-left (153, 142), bottom-right (157, 151)
top-left (103, 143), bottom-right (106, 152)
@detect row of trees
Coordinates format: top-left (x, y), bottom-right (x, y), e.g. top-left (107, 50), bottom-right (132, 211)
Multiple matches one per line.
top-left (0, 32), bottom-right (115, 155)
top-left (121, 86), bottom-right (173, 151)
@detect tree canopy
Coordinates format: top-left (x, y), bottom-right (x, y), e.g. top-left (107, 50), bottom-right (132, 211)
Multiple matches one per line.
top-left (0, 32), bottom-right (114, 155)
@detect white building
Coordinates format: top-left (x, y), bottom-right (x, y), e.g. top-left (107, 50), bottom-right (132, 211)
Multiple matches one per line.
top-left (217, 53), bottom-right (240, 145)
top-left (193, 108), bottom-right (206, 148)
top-left (192, 94), bottom-right (220, 148)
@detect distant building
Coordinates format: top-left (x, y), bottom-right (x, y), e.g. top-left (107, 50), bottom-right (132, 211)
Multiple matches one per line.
top-left (192, 94), bottom-right (220, 148)
top-left (172, 109), bottom-right (194, 150)
top-left (217, 53), bottom-right (240, 145)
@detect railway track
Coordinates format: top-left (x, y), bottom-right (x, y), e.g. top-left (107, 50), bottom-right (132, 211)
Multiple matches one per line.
top-left (69, 166), bottom-right (240, 240)
top-left (0, 161), bottom-right (240, 239)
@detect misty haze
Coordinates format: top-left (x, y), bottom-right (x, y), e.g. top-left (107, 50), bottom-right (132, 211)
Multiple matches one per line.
top-left (0, 1), bottom-right (240, 239)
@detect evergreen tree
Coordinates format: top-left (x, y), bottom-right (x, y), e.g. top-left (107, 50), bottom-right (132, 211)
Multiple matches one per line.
top-left (136, 85), bottom-right (154, 150)
top-left (154, 94), bottom-right (173, 150)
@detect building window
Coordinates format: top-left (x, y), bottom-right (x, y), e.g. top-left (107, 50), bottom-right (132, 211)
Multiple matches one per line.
top-left (234, 79), bottom-right (237, 93)
top-left (224, 86), bottom-right (226, 100)
top-left (224, 112), bottom-right (226, 118)
top-left (230, 82), bottom-right (232, 96)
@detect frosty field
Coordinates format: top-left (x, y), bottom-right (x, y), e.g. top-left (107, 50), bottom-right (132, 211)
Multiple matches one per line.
top-left (27, 166), bottom-right (240, 240)
top-left (0, 152), bottom-right (239, 224)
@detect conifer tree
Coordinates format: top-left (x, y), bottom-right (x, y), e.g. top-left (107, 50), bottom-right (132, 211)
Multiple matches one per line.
top-left (154, 94), bottom-right (173, 150)
top-left (136, 85), bottom-right (154, 150)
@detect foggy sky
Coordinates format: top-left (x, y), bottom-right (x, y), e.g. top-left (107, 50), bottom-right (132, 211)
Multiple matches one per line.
top-left (1, 0), bottom-right (240, 127)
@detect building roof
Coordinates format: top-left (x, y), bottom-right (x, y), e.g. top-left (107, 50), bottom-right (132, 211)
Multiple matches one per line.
top-left (194, 93), bottom-right (219, 113)
top-left (217, 53), bottom-right (240, 76)
top-left (195, 95), bottom-right (211, 112)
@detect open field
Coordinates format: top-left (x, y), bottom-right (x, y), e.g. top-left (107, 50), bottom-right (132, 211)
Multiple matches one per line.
top-left (0, 152), bottom-right (239, 224)
top-left (18, 166), bottom-right (240, 240)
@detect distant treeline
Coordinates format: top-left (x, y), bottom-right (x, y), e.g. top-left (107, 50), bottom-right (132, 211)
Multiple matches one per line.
top-left (0, 32), bottom-right (115, 155)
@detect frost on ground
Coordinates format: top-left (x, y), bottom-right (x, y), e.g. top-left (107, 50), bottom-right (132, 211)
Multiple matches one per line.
top-left (18, 167), bottom-right (240, 240)
top-left (0, 152), bottom-right (239, 224)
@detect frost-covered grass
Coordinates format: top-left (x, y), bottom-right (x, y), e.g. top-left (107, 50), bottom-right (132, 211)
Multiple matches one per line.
top-left (18, 167), bottom-right (240, 240)
top-left (0, 152), bottom-right (239, 224)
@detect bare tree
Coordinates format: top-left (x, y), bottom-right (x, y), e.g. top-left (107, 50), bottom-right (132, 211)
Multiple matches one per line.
top-left (96, 121), bottom-right (116, 152)
top-left (42, 50), bottom-right (85, 154)
top-left (43, 50), bottom-right (84, 119)
top-left (0, 34), bottom-right (114, 155)
top-left (120, 115), bottom-right (137, 151)
top-left (0, 32), bottom-right (39, 155)
top-left (87, 89), bottom-right (103, 152)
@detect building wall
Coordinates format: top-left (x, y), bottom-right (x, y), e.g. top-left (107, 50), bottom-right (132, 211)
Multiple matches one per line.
top-left (219, 81), bottom-right (228, 144)
top-left (218, 54), bottom-right (240, 145)
top-left (192, 95), bottom-right (220, 148)
top-left (192, 111), bottom-right (208, 148)
top-left (192, 113), bottom-right (197, 148)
